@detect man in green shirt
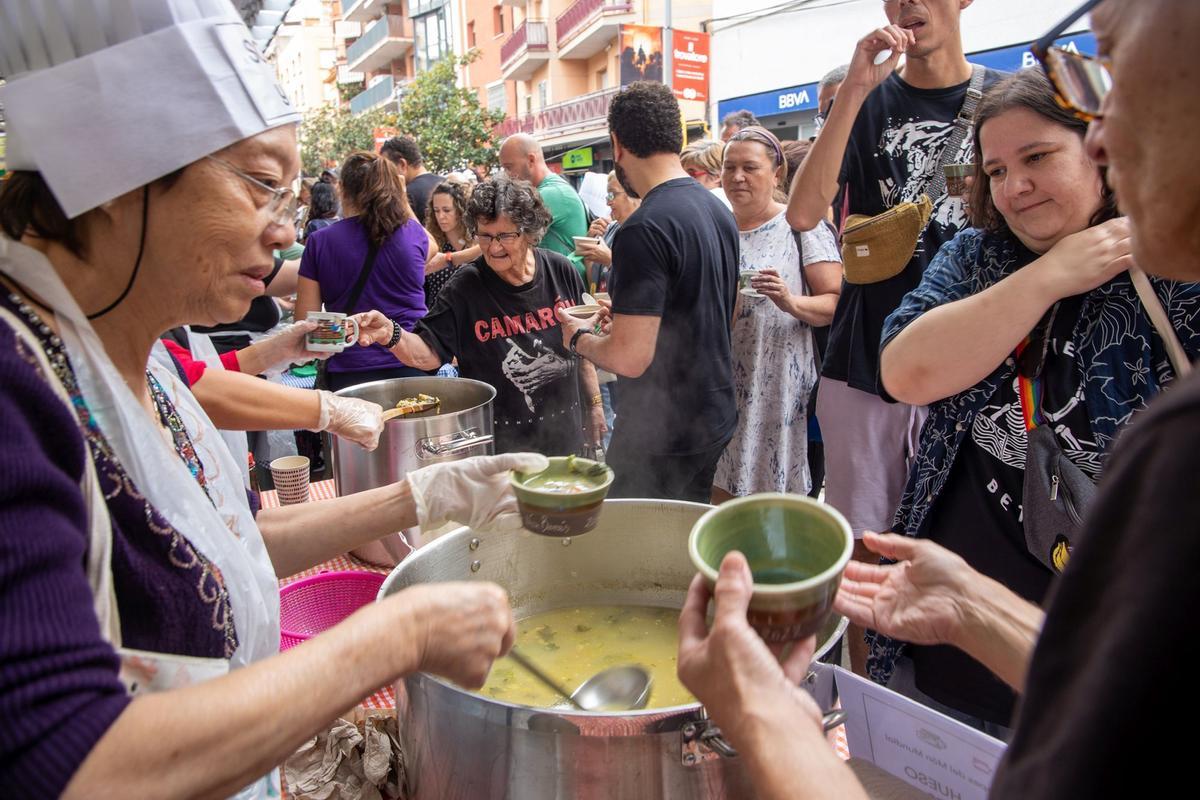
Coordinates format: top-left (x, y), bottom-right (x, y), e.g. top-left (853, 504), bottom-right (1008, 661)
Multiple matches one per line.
top-left (499, 133), bottom-right (588, 280)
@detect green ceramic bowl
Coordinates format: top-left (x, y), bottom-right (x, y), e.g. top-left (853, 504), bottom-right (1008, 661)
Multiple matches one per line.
top-left (688, 493), bottom-right (853, 643)
top-left (510, 456), bottom-right (614, 537)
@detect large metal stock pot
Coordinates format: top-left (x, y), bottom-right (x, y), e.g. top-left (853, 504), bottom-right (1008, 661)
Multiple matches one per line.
top-left (379, 499), bottom-right (847, 799)
top-left (332, 377), bottom-right (495, 563)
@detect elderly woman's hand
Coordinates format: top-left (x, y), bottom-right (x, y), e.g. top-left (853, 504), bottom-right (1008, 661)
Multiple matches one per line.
top-left (554, 306), bottom-right (607, 351)
top-left (588, 217), bottom-right (612, 238)
top-left (407, 452), bottom-right (550, 533)
top-left (578, 239), bottom-right (613, 267)
top-left (586, 403), bottom-right (607, 447)
top-left (350, 310), bottom-right (395, 347)
top-left (678, 552), bottom-right (825, 746)
top-left (397, 581), bottom-right (515, 688)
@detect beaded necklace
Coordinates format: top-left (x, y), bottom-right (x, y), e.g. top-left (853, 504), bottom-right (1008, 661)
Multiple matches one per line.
top-left (147, 370), bottom-right (214, 505)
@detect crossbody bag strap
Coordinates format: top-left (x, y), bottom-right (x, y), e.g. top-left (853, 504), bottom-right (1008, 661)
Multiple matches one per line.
top-left (336, 241), bottom-right (381, 315)
top-left (922, 64), bottom-right (987, 202)
top-left (1128, 266), bottom-right (1193, 377)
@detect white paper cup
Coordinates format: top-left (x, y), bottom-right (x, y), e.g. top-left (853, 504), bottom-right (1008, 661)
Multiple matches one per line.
top-left (270, 455), bottom-right (311, 505)
top-left (573, 236), bottom-right (601, 255)
top-left (739, 269), bottom-right (764, 298)
top-left (305, 312), bottom-right (360, 353)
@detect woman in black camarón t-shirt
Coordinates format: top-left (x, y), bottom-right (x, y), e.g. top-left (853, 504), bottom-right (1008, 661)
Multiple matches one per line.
top-left (352, 176), bottom-right (607, 456)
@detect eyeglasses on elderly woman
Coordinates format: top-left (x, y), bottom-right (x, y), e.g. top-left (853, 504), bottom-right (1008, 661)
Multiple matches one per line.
top-left (206, 155), bottom-right (298, 227)
top-left (1032, 0), bottom-right (1112, 122)
top-left (476, 231), bottom-right (523, 247)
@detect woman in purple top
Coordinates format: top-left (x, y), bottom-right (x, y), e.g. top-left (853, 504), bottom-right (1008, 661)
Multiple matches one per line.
top-left (297, 151), bottom-right (435, 391)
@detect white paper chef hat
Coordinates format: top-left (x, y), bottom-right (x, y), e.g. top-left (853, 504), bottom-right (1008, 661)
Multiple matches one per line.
top-left (0, 0), bottom-right (302, 219)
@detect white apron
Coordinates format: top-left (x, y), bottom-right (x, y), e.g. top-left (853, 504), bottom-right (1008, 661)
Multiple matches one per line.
top-left (1, 237), bottom-right (282, 799)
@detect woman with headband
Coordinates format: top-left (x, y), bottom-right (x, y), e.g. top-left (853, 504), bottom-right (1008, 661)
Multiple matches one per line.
top-left (711, 126), bottom-right (843, 502)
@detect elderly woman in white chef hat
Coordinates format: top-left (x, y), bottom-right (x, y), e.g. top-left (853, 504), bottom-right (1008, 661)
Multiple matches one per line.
top-left (0, 2), bottom-right (545, 798)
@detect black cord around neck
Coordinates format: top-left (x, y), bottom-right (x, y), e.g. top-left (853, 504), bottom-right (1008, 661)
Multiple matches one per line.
top-left (87, 185), bottom-right (149, 320)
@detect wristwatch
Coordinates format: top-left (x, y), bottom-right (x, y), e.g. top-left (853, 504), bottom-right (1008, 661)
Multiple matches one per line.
top-left (386, 319), bottom-right (403, 348)
top-left (569, 328), bottom-right (590, 357)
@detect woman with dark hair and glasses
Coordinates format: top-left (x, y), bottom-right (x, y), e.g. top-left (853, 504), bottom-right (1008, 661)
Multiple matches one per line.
top-left (870, 68), bottom-right (1200, 735)
top-left (423, 178), bottom-right (480, 307)
top-left (353, 176), bottom-right (606, 456)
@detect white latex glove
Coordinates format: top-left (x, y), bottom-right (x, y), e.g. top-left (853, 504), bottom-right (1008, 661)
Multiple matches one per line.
top-left (254, 320), bottom-right (330, 370)
top-left (407, 453), bottom-right (551, 533)
top-left (312, 390), bottom-right (384, 450)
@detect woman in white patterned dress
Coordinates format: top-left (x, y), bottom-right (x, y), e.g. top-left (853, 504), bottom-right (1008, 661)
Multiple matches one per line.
top-left (712, 127), bottom-right (842, 501)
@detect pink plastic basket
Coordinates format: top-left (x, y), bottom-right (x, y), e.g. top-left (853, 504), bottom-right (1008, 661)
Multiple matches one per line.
top-left (279, 570), bottom-right (386, 651)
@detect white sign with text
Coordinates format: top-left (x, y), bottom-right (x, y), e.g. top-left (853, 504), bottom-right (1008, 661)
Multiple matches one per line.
top-left (834, 667), bottom-right (1007, 800)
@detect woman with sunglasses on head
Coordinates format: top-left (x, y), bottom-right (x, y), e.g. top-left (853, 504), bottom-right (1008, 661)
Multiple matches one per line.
top-left (869, 68), bottom-right (1200, 736)
top-left (681, 139), bottom-right (732, 209)
top-left (711, 126), bottom-right (842, 504)
top-left (295, 151), bottom-right (438, 392)
top-left (353, 176), bottom-right (606, 456)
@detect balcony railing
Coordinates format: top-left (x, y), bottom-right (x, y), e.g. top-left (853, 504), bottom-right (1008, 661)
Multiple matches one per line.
top-left (556, 0), bottom-right (632, 46)
top-left (350, 75), bottom-right (394, 115)
top-left (500, 20), bottom-right (549, 69)
top-left (495, 87), bottom-right (619, 139)
top-left (346, 14), bottom-right (407, 66)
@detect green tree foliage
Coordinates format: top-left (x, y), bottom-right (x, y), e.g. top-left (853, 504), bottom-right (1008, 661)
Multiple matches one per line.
top-left (299, 103), bottom-right (396, 176)
top-left (396, 50), bottom-right (506, 174)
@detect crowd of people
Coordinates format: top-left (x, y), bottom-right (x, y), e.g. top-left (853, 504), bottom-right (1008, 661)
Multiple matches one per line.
top-left (1, 0), bottom-right (1197, 797)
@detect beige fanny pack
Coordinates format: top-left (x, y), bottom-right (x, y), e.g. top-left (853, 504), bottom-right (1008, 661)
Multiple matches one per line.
top-left (841, 195), bottom-right (933, 285)
top-left (839, 65), bottom-right (986, 285)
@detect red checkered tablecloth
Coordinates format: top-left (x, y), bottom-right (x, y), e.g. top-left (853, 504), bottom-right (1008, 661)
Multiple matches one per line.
top-left (270, 479), bottom-right (396, 713)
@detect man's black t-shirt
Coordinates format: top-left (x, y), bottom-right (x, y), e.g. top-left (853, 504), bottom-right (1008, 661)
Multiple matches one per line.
top-left (825, 68), bottom-right (1005, 394)
top-left (990, 368), bottom-right (1200, 798)
top-left (608, 177), bottom-right (739, 456)
top-left (913, 296), bottom-right (1095, 725)
top-left (414, 249), bottom-right (585, 456)
top-left (407, 172), bottom-right (443, 226)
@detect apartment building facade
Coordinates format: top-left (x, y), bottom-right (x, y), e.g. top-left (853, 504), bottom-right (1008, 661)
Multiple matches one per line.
top-left (459, 1), bottom-right (714, 168)
top-left (342, 0), bottom-right (465, 115)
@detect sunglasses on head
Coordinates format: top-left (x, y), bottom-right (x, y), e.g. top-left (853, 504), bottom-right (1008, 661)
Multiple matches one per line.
top-left (1032, 0), bottom-right (1112, 122)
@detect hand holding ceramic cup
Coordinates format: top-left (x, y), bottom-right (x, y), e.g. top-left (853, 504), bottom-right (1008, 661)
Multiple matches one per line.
top-left (689, 494), bottom-right (853, 643)
top-left (305, 311), bottom-right (360, 353)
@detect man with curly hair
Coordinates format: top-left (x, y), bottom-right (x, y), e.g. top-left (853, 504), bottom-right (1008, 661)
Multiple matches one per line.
top-left (557, 81), bottom-right (739, 501)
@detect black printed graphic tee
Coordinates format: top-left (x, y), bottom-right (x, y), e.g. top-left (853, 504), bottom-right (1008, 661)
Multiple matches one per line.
top-left (911, 295), bottom-right (1094, 727)
top-left (825, 68), bottom-right (1006, 394)
top-left (415, 248), bottom-right (586, 456)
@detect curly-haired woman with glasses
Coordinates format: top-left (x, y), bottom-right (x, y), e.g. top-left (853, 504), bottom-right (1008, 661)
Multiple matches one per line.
top-left (872, 68), bottom-right (1200, 735)
top-left (354, 176), bottom-right (605, 455)
top-left (423, 178), bottom-right (480, 306)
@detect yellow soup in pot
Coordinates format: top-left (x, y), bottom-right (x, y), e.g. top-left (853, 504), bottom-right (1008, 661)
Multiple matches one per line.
top-left (477, 605), bottom-right (696, 709)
